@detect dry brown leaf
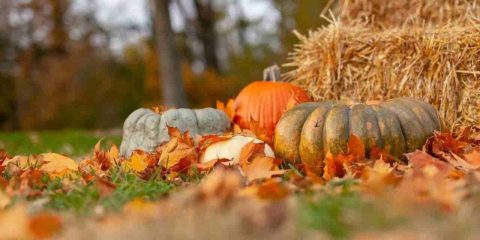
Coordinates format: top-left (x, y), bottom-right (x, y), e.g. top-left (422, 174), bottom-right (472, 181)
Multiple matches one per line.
top-left (96, 177), bottom-right (116, 198)
top-left (197, 168), bottom-right (243, 205)
top-left (406, 150), bottom-right (454, 179)
top-left (159, 139), bottom-right (196, 169)
top-left (462, 150), bottom-right (480, 168)
top-left (239, 141), bottom-right (267, 168)
top-left (361, 160), bottom-right (401, 194)
top-left (257, 180), bottom-right (290, 200)
top-left (242, 157), bottom-right (286, 182)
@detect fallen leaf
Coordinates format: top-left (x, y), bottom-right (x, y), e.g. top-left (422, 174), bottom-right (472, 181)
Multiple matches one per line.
top-left (361, 160), bottom-right (401, 194)
top-left (462, 150), bottom-right (480, 168)
top-left (128, 151), bottom-right (149, 172)
top-left (242, 157), bottom-right (286, 182)
top-left (239, 141), bottom-right (267, 167)
top-left (29, 212), bottom-right (62, 239)
top-left (39, 153), bottom-right (78, 176)
top-left (196, 158), bottom-right (231, 172)
top-left (406, 150), bottom-right (454, 179)
top-left (96, 177), bottom-right (116, 197)
top-left (151, 105), bottom-right (169, 114)
top-left (257, 180), bottom-right (290, 200)
top-left (159, 139), bottom-right (196, 169)
top-left (167, 126), bottom-right (194, 146)
top-left (216, 98), bottom-right (236, 121)
top-left (0, 150), bottom-right (9, 174)
top-left (2, 155), bottom-right (37, 173)
top-left (197, 168), bottom-right (243, 205)
top-left (323, 134), bottom-right (365, 180)
top-left (248, 117), bottom-right (274, 145)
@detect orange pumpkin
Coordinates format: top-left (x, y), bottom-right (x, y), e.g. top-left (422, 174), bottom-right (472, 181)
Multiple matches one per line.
top-left (234, 80), bottom-right (311, 139)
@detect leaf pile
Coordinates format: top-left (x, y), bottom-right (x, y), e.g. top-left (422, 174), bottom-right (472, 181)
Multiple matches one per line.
top-left (1, 126), bottom-right (480, 239)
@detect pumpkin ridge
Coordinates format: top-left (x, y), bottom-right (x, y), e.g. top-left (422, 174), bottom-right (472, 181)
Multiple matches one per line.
top-left (409, 98), bottom-right (442, 131)
top-left (299, 103), bottom-right (334, 173)
top-left (145, 112), bottom-right (161, 140)
top-left (323, 104), bottom-right (351, 157)
top-left (397, 98), bottom-right (436, 135)
top-left (371, 105), bottom-right (406, 158)
top-left (364, 104), bottom-right (383, 157)
top-left (381, 101), bottom-right (426, 152)
top-left (389, 101), bottom-right (429, 137)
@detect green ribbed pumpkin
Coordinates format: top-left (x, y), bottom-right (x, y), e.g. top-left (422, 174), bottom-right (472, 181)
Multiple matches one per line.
top-left (274, 98), bottom-right (441, 172)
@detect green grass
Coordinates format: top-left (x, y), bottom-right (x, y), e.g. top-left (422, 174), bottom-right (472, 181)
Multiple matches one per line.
top-left (300, 178), bottom-right (404, 239)
top-left (47, 170), bottom-right (172, 214)
top-left (0, 129), bottom-right (121, 157)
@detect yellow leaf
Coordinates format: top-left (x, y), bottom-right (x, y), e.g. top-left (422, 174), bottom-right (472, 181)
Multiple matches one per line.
top-left (108, 144), bottom-right (119, 163)
top-left (39, 153), bottom-right (78, 175)
top-left (2, 155), bottom-right (35, 173)
top-left (128, 152), bottom-right (148, 172)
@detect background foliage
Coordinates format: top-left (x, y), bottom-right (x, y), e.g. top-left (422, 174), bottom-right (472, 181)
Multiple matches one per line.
top-left (0, 0), bottom-right (329, 130)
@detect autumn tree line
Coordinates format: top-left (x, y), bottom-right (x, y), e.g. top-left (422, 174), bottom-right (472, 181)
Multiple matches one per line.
top-left (0, 0), bottom-right (327, 130)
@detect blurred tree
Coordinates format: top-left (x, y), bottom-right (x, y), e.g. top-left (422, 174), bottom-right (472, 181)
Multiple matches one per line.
top-left (0, 0), bottom-right (17, 129)
top-left (0, 0), bottom-right (331, 130)
top-left (151, 0), bottom-right (189, 107)
top-left (48, 0), bottom-right (69, 54)
top-left (193, 0), bottom-right (220, 72)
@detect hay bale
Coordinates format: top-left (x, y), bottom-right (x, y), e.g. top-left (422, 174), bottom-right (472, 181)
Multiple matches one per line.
top-left (284, 23), bottom-right (480, 129)
top-left (337, 0), bottom-right (480, 28)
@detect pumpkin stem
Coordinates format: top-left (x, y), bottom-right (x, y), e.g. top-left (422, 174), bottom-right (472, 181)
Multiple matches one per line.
top-left (263, 65), bottom-right (281, 82)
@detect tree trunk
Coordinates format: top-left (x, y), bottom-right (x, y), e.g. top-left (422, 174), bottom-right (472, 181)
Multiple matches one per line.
top-left (193, 0), bottom-right (220, 72)
top-left (151, 0), bottom-right (188, 107)
top-left (48, 0), bottom-right (68, 54)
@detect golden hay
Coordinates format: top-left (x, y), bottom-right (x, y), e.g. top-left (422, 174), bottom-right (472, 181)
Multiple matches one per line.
top-left (284, 23), bottom-right (480, 129)
top-left (337, 0), bottom-right (480, 28)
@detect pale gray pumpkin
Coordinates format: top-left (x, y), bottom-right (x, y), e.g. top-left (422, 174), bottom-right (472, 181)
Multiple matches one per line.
top-left (120, 108), bottom-right (231, 156)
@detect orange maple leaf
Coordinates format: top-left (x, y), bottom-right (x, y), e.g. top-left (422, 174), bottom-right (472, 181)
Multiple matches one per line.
top-left (323, 134), bottom-right (365, 181)
top-left (256, 179), bottom-right (290, 200)
top-left (216, 99), bottom-right (236, 121)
